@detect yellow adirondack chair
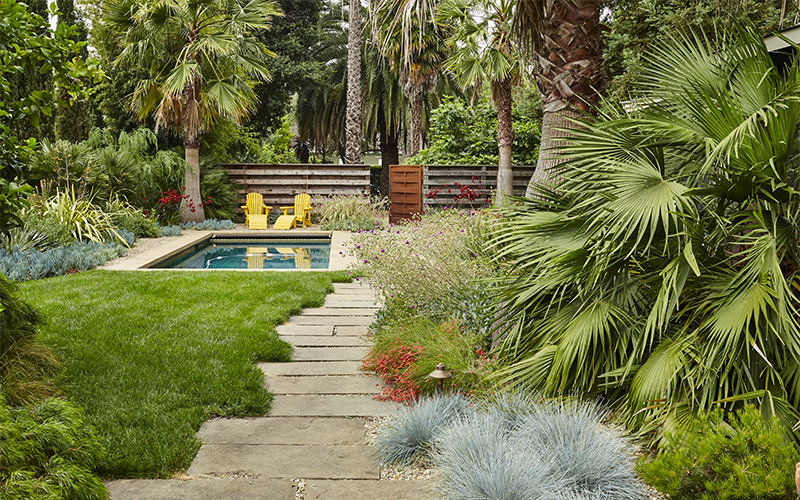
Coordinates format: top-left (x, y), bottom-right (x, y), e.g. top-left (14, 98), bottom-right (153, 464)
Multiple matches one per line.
top-left (243, 247), bottom-right (268, 269)
top-left (294, 247), bottom-right (311, 269)
top-left (273, 193), bottom-right (312, 230)
top-left (241, 193), bottom-right (272, 229)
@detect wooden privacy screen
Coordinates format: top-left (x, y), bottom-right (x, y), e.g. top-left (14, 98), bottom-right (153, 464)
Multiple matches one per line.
top-left (221, 163), bottom-right (370, 210)
top-left (422, 164), bottom-right (536, 209)
top-left (389, 165), bottom-right (423, 224)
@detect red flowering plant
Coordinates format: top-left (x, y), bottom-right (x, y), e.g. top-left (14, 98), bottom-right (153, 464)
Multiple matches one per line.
top-left (152, 187), bottom-right (212, 225)
top-left (362, 317), bottom-right (495, 403)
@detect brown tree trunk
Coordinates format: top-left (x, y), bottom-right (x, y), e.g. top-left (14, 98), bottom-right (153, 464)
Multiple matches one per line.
top-left (345, 0), bottom-right (362, 165)
top-left (495, 77), bottom-right (514, 205)
top-left (409, 90), bottom-right (423, 156)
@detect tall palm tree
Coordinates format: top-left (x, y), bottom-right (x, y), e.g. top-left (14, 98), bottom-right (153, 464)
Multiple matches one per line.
top-left (345, 0), bottom-right (362, 164)
top-left (105, 0), bottom-right (280, 222)
top-left (370, 0), bottom-right (449, 155)
top-left (438, 0), bottom-right (522, 204)
top-left (513, 0), bottom-right (605, 195)
top-left (490, 26), bottom-right (800, 440)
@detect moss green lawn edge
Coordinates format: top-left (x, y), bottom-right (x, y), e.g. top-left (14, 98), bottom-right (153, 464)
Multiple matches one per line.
top-left (18, 269), bottom-right (350, 479)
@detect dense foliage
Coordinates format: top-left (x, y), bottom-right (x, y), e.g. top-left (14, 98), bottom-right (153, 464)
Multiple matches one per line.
top-left (408, 95), bottom-right (540, 165)
top-left (492, 26), bottom-right (800, 440)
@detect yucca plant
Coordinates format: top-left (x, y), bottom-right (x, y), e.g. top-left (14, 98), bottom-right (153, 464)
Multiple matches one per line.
top-left (38, 187), bottom-right (125, 245)
top-left (490, 24), bottom-right (800, 440)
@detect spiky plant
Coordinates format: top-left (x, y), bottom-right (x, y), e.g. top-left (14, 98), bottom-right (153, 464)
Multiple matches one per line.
top-left (373, 392), bottom-right (470, 464)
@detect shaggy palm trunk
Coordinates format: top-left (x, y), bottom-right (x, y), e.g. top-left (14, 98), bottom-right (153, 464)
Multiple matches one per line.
top-left (180, 78), bottom-right (205, 223)
top-left (409, 90), bottom-right (423, 156)
top-left (496, 77), bottom-right (514, 205)
top-left (378, 105), bottom-right (399, 197)
top-left (345, 0), bottom-right (362, 165)
top-left (525, 0), bottom-right (605, 197)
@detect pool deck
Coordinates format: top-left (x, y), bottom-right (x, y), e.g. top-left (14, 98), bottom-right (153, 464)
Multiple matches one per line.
top-left (104, 229), bottom-right (355, 272)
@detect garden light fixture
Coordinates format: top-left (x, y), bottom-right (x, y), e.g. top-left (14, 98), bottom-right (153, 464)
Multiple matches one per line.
top-left (429, 363), bottom-right (451, 393)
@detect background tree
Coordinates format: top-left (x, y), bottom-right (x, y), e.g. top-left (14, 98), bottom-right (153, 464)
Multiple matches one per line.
top-left (345, 0), bottom-right (363, 164)
top-left (370, 0), bottom-right (450, 155)
top-left (106, 0), bottom-right (280, 222)
top-left (54, 0), bottom-right (92, 143)
top-left (438, 0), bottom-right (523, 203)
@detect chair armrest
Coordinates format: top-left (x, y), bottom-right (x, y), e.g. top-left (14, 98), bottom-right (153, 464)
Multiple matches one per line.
top-left (280, 206), bottom-right (293, 216)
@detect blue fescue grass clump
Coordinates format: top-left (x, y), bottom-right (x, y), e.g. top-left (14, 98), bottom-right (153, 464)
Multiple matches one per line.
top-left (179, 219), bottom-right (236, 230)
top-left (159, 225), bottom-right (182, 237)
top-left (373, 392), bottom-right (470, 465)
top-left (377, 392), bottom-right (647, 500)
top-left (0, 241), bottom-right (128, 281)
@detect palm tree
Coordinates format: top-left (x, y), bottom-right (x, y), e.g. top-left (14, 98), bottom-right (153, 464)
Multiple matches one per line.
top-left (438, 0), bottom-right (522, 204)
top-left (490, 26), bottom-right (800, 440)
top-left (513, 0), bottom-right (605, 195)
top-left (370, 0), bottom-right (449, 155)
top-left (345, 0), bottom-right (362, 164)
top-left (105, 0), bottom-right (280, 222)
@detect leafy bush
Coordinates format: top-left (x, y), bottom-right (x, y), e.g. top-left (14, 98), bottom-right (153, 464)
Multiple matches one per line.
top-left (316, 194), bottom-right (388, 231)
top-left (21, 213), bottom-right (76, 249)
top-left (29, 187), bottom-right (125, 245)
top-left (107, 202), bottom-right (160, 239)
top-left (0, 275), bottom-right (60, 406)
top-left (349, 208), bottom-right (496, 319)
top-left (0, 241), bottom-right (128, 282)
top-left (364, 318), bottom-right (491, 402)
top-left (373, 393), bottom-right (470, 465)
top-left (636, 405), bottom-right (797, 500)
top-left (0, 226), bottom-right (51, 253)
top-left (0, 396), bottom-right (108, 500)
top-left (179, 219), bottom-right (236, 231)
top-left (158, 225), bottom-right (182, 237)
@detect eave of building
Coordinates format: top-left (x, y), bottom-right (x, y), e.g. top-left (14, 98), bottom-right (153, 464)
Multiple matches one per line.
top-left (764, 24), bottom-right (800, 52)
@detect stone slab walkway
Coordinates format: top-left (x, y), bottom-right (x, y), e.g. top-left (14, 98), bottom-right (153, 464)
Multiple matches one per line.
top-left (106, 281), bottom-right (433, 500)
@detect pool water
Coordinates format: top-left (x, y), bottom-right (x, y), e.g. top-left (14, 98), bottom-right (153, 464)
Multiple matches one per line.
top-left (150, 237), bottom-right (331, 269)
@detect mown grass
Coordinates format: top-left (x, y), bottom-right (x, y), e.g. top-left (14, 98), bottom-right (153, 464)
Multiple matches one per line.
top-left (17, 270), bottom-right (349, 479)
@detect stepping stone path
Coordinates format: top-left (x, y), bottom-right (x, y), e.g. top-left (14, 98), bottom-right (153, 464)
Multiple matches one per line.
top-left (106, 282), bottom-right (432, 500)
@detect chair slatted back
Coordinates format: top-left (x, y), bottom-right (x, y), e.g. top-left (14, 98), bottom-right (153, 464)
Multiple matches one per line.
top-left (246, 193), bottom-right (265, 216)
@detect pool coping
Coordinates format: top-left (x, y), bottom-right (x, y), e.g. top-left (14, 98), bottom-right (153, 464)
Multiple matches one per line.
top-left (104, 230), bottom-right (356, 272)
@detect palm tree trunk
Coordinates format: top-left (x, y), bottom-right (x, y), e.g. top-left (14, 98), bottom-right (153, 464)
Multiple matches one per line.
top-left (525, 109), bottom-right (582, 196)
top-left (525, 0), bottom-right (604, 196)
top-left (409, 90), bottom-right (423, 156)
top-left (496, 77), bottom-right (514, 205)
top-left (345, 0), bottom-right (362, 165)
top-left (180, 79), bottom-right (205, 223)
top-left (378, 104), bottom-right (399, 197)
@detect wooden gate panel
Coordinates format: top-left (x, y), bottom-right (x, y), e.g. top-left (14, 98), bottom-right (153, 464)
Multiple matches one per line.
top-left (389, 165), bottom-right (422, 224)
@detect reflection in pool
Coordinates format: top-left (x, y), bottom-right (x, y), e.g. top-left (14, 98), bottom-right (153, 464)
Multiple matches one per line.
top-left (150, 237), bottom-right (331, 269)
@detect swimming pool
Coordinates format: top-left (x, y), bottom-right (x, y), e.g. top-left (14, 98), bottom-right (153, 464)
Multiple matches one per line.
top-left (148, 236), bottom-right (332, 269)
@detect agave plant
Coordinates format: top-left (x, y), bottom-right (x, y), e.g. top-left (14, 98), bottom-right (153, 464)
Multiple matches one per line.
top-left (491, 25), bottom-right (800, 440)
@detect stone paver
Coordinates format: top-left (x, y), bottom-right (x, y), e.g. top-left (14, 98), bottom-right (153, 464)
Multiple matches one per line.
top-left (266, 375), bottom-right (382, 394)
top-left (305, 479), bottom-right (433, 500)
top-left (187, 444), bottom-right (379, 479)
top-left (286, 316), bottom-right (374, 326)
top-left (197, 417), bottom-right (367, 445)
top-left (106, 479), bottom-right (295, 500)
top-left (269, 395), bottom-right (393, 416)
top-left (259, 361), bottom-right (363, 376)
top-left (323, 299), bottom-right (381, 308)
top-left (334, 326), bottom-right (370, 337)
top-left (280, 335), bottom-right (366, 346)
top-left (276, 325), bottom-right (334, 336)
top-left (301, 307), bottom-right (379, 316)
top-left (293, 346), bottom-right (370, 361)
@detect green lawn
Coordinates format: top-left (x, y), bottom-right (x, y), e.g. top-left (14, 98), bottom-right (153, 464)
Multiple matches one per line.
top-left (18, 270), bottom-right (349, 479)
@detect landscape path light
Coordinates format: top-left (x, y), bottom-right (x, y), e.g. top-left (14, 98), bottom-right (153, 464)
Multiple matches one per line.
top-left (429, 363), bottom-right (451, 393)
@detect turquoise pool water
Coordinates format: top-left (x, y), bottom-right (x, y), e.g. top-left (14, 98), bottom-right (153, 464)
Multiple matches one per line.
top-left (149, 236), bottom-right (331, 269)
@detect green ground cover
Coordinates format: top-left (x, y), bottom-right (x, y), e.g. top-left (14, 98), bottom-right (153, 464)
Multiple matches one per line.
top-left (17, 270), bottom-right (348, 479)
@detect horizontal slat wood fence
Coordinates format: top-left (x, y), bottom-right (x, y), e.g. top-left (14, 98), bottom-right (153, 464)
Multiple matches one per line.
top-left (222, 163), bottom-right (371, 210)
top-left (421, 164), bottom-right (536, 209)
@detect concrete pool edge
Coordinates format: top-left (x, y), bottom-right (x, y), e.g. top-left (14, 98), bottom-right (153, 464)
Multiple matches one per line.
top-left (103, 230), bottom-right (356, 271)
